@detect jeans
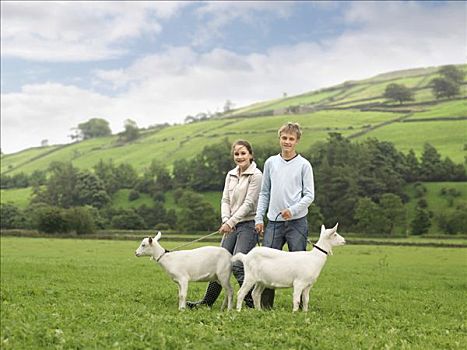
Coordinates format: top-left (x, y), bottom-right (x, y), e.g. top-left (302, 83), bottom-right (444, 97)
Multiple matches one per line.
top-left (261, 216), bottom-right (308, 309)
top-left (262, 216), bottom-right (308, 252)
top-left (221, 220), bottom-right (258, 285)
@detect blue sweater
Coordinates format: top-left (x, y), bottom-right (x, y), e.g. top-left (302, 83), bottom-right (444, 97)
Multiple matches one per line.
top-left (255, 154), bottom-right (314, 223)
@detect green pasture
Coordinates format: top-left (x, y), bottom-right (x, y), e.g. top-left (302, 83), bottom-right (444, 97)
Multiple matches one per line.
top-left (355, 119), bottom-right (466, 164)
top-left (405, 182), bottom-right (467, 234)
top-left (243, 90), bottom-right (341, 114)
top-left (1, 137), bottom-right (113, 176)
top-left (0, 187), bottom-right (33, 209)
top-left (338, 75), bottom-right (429, 102)
top-left (2, 64), bottom-right (466, 177)
top-left (1, 237), bottom-right (465, 349)
top-left (359, 67), bottom-right (439, 82)
top-left (0, 146), bottom-right (60, 174)
top-left (111, 189), bottom-right (154, 209)
top-left (408, 100), bottom-right (467, 119)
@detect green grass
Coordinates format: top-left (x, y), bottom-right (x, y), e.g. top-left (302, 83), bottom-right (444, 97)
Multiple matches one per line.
top-left (2, 64), bottom-right (466, 177)
top-left (164, 190), bottom-right (222, 217)
top-left (1, 237), bottom-right (466, 349)
top-left (110, 189), bottom-right (155, 209)
top-left (0, 146), bottom-right (61, 174)
top-left (405, 182), bottom-right (467, 234)
top-left (355, 120), bottom-right (467, 164)
top-left (0, 188), bottom-right (33, 209)
top-left (408, 100), bottom-right (467, 119)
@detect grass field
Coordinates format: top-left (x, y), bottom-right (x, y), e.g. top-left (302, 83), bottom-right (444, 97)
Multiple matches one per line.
top-left (0, 187), bottom-right (33, 209)
top-left (355, 119), bottom-right (466, 164)
top-left (1, 237), bottom-right (465, 349)
top-left (2, 65), bottom-right (466, 177)
top-left (111, 189), bottom-right (154, 209)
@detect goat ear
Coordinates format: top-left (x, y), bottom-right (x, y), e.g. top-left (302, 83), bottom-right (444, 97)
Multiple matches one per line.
top-left (148, 237), bottom-right (153, 245)
top-left (320, 224), bottom-right (325, 234)
top-left (155, 231), bottom-right (162, 241)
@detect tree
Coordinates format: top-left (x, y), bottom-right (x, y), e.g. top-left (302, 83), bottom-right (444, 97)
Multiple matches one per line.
top-left (115, 163), bottom-right (138, 189)
top-left (93, 160), bottom-right (120, 195)
top-left (410, 207), bottom-right (431, 235)
top-left (64, 206), bottom-right (96, 234)
top-left (137, 160), bottom-right (173, 195)
top-left (111, 209), bottom-right (146, 229)
top-left (190, 139), bottom-right (232, 191)
top-left (33, 162), bottom-right (79, 208)
top-left (223, 100), bottom-right (234, 113)
top-left (0, 203), bottom-right (27, 229)
top-left (118, 119), bottom-right (140, 142)
top-left (77, 118), bottom-right (112, 139)
top-left (354, 197), bottom-right (389, 234)
top-left (439, 65), bottom-right (465, 84)
top-left (420, 143), bottom-right (443, 180)
top-left (307, 204), bottom-right (324, 234)
top-left (136, 203), bottom-right (171, 229)
top-left (175, 190), bottom-right (217, 231)
top-left (436, 202), bottom-right (467, 234)
top-left (403, 149), bottom-right (420, 182)
top-left (431, 77), bottom-right (461, 99)
top-left (34, 206), bottom-right (70, 234)
top-left (172, 158), bottom-right (193, 188)
top-left (29, 170), bottom-right (47, 187)
top-left (379, 193), bottom-right (406, 235)
top-left (74, 171), bottom-right (110, 208)
top-left (383, 83), bottom-right (414, 104)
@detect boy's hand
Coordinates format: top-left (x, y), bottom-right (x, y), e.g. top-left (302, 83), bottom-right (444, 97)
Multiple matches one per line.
top-left (281, 209), bottom-right (292, 220)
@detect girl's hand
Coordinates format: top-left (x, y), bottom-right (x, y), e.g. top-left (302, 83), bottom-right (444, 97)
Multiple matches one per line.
top-left (219, 223), bottom-right (233, 234)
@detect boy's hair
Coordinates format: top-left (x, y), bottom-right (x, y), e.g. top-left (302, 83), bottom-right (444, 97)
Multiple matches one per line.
top-left (231, 140), bottom-right (254, 157)
top-left (278, 122), bottom-right (302, 140)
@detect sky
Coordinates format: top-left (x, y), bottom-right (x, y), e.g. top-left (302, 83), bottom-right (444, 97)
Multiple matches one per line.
top-left (1, 1), bottom-right (465, 154)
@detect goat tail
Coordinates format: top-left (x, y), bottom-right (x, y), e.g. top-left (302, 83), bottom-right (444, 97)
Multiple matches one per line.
top-left (231, 253), bottom-right (245, 263)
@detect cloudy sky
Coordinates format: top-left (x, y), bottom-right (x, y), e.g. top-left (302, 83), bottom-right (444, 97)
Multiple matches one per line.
top-left (1, 1), bottom-right (465, 154)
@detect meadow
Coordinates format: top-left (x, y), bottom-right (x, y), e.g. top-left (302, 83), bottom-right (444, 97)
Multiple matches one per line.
top-left (1, 237), bottom-right (465, 349)
top-left (2, 65), bottom-right (466, 178)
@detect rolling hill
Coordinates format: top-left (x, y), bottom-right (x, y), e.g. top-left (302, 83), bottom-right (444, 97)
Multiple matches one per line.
top-left (2, 64), bottom-right (466, 176)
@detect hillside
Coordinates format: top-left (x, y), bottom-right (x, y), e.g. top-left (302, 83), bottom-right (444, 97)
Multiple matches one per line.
top-left (2, 64), bottom-right (466, 176)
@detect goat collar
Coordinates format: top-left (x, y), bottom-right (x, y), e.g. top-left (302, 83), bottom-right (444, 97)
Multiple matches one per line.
top-left (155, 249), bottom-right (170, 262)
top-left (313, 244), bottom-right (328, 255)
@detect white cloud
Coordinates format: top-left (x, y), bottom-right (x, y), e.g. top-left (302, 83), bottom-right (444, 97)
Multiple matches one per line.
top-left (1, 83), bottom-right (114, 152)
top-left (1, 1), bottom-right (465, 154)
top-left (192, 1), bottom-right (294, 47)
top-left (0, 1), bottom-right (187, 61)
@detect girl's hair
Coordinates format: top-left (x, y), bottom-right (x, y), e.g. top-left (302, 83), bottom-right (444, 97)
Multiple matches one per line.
top-left (278, 122), bottom-right (302, 140)
top-left (231, 140), bottom-right (254, 157)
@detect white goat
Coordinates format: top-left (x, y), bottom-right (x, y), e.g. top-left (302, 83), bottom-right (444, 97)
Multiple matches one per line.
top-left (135, 232), bottom-right (233, 310)
top-left (233, 223), bottom-right (345, 312)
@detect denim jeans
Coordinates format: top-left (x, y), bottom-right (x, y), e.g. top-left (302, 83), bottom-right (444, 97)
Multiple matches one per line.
top-left (262, 216), bottom-right (308, 252)
top-left (221, 220), bottom-right (258, 286)
top-left (261, 216), bottom-right (308, 309)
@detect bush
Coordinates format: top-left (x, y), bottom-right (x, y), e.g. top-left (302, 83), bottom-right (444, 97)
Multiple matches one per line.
top-left (410, 207), bottom-right (432, 235)
top-left (436, 202), bottom-right (467, 234)
top-left (128, 190), bottom-right (140, 201)
top-left (110, 209), bottom-right (146, 230)
top-left (64, 207), bottom-right (96, 235)
top-left (35, 206), bottom-right (70, 234)
top-left (0, 203), bottom-right (28, 229)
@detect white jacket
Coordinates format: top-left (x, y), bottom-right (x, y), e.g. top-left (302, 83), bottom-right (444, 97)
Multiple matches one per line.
top-left (221, 161), bottom-right (262, 229)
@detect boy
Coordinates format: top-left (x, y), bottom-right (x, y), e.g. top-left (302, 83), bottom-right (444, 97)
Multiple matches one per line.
top-left (255, 122), bottom-right (315, 309)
